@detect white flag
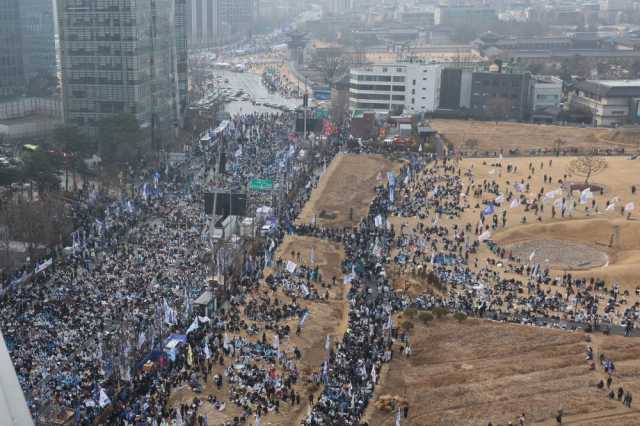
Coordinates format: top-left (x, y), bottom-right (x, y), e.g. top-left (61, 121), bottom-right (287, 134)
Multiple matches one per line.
top-left (625, 202), bottom-right (635, 212)
top-left (325, 335), bottom-right (331, 352)
top-left (553, 198), bottom-right (564, 209)
top-left (495, 194), bottom-right (505, 204)
top-left (371, 365), bottom-right (377, 383)
top-left (580, 188), bottom-right (593, 205)
top-left (204, 341), bottom-right (211, 359)
top-left (137, 331), bottom-right (146, 349)
top-left (299, 311), bottom-right (309, 328)
top-left (510, 199), bottom-right (520, 209)
top-left (286, 260), bottom-right (297, 273)
top-left (606, 203), bottom-right (616, 212)
top-left (186, 318), bottom-right (199, 334)
top-left (478, 230), bottom-right (491, 242)
top-left (529, 251), bottom-right (536, 262)
top-left (98, 388), bottom-right (111, 407)
top-left (223, 333), bottom-right (230, 350)
top-left (273, 334), bottom-right (280, 350)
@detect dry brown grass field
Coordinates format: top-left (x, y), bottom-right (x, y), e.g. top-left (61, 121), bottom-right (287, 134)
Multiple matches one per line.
top-left (354, 151), bottom-right (640, 425)
top-left (366, 319), bottom-right (640, 425)
top-left (431, 119), bottom-right (640, 152)
top-left (297, 153), bottom-right (403, 227)
top-left (171, 149), bottom-right (640, 425)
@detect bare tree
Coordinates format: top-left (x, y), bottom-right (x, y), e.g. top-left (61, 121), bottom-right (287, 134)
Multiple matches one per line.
top-left (486, 96), bottom-right (513, 124)
top-left (464, 138), bottom-right (479, 151)
top-left (311, 47), bottom-right (350, 85)
top-left (330, 84), bottom-right (349, 125)
top-left (553, 138), bottom-right (567, 156)
top-left (567, 155), bottom-right (608, 184)
top-left (0, 195), bottom-right (72, 267)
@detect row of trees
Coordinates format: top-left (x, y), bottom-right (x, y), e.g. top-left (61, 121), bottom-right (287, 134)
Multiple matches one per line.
top-left (0, 113), bottom-right (145, 195)
top-left (0, 114), bottom-right (146, 274)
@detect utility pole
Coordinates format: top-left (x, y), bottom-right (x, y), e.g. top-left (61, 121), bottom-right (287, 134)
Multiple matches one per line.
top-left (303, 86), bottom-right (308, 140)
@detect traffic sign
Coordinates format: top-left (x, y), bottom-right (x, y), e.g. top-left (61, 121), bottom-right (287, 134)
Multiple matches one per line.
top-left (249, 179), bottom-right (273, 191)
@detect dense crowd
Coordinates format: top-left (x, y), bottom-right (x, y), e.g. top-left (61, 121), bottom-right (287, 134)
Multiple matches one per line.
top-left (2, 104), bottom-right (638, 426)
top-left (384, 157), bottom-right (639, 334)
top-left (261, 67), bottom-right (301, 99)
top-left (0, 111), bottom-right (345, 425)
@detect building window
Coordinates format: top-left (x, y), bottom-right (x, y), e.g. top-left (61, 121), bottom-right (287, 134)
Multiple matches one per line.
top-left (382, 67), bottom-right (388, 72)
top-left (413, 80), bottom-right (416, 85)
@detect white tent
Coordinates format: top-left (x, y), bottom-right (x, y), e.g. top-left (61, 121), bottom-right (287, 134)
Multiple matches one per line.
top-left (0, 330), bottom-right (34, 426)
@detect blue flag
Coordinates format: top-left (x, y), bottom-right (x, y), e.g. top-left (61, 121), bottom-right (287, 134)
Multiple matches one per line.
top-left (482, 204), bottom-right (495, 216)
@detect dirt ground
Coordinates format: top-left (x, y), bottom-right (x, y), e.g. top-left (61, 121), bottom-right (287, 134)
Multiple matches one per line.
top-left (376, 154), bottom-right (640, 424)
top-left (287, 152), bottom-right (640, 425)
top-left (169, 235), bottom-right (348, 425)
top-left (494, 219), bottom-right (640, 292)
top-left (431, 119), bottom-right (638, 153)
top-left (169, 151), bottom-right (640, 424)
top-left (458, 156), bottom-right (640, 298)
top-left (366, 318), bottom-right (640, 426)
top-left (297, 153), bottom-right (403, 228)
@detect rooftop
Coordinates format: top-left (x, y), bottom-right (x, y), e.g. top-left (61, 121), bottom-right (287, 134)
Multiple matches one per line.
top-left (597, 80), bottom-right (640, 87)
top-left (575, 79), bottom-right (640, 97)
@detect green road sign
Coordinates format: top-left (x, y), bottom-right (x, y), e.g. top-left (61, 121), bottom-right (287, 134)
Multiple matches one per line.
top-left (249, 179), bottom-right (273, 191)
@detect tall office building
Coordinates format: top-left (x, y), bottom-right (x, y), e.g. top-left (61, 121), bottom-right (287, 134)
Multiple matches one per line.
top-left (0, 0), bottom-right (26, 99)
top-left (19, 0), bottom-right (57, 80)
top-left (57, 0), bottom-right (188, 141)
top-left (329, 0), bottom-right (353, 14)
top-left (187, 0), bottom-right (255, 48)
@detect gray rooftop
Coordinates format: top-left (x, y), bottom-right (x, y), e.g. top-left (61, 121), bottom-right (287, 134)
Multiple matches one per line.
top-left (575, 79), bottom-right (640, 97)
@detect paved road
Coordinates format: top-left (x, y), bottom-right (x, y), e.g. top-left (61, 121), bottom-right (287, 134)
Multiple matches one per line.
top-left (213, 69), bottom-right (300, 116)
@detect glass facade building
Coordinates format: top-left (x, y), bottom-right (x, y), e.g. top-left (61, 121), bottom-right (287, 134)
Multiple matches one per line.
top-left (57, 0), bottom-right (188, 140)
top-left (187, 0), bottom-right (255, 47)
top-left (20, 0), bottom-right (57, 80)
top-left (0, 0), bottom-right (26, 99)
